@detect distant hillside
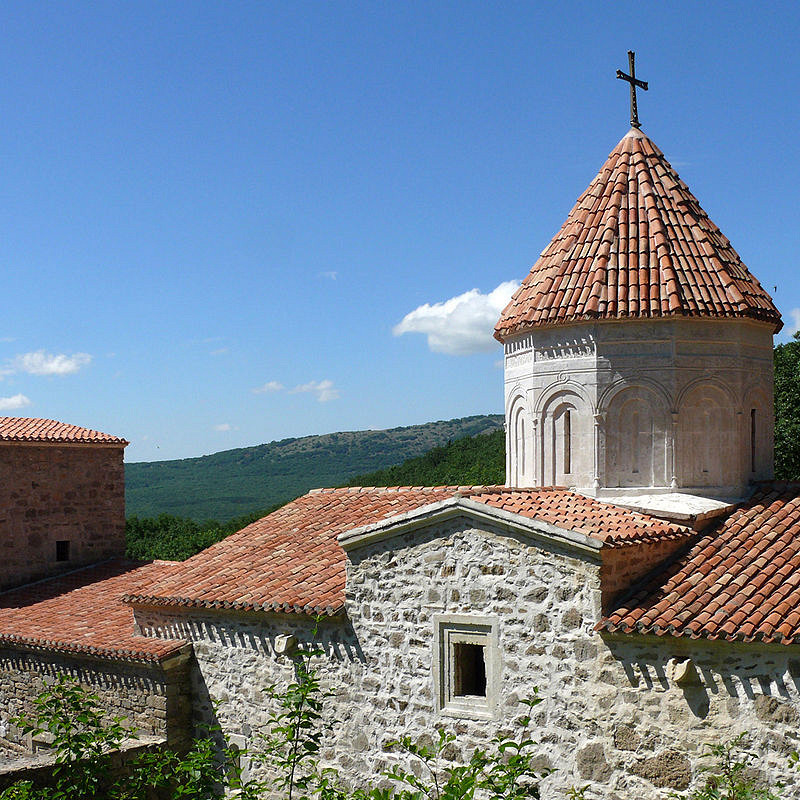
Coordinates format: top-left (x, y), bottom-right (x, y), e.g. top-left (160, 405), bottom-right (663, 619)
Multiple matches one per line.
top-left (125, 414), bottom-right (503, 520)
top-left (348, 428), bottom-right (505, 488)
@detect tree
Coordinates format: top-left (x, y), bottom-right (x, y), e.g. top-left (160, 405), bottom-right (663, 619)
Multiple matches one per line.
top-left (774, 334), bottom-right (800, 480)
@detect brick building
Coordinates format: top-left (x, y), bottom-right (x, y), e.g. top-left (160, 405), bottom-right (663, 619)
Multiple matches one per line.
top-left (0, 417), bottom-right (128, 590)
top-left (1, 119), bottom-right (799, 798)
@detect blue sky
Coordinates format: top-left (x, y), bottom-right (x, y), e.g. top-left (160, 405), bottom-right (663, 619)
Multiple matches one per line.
top-left (0, 2), bottom-right (798, 462)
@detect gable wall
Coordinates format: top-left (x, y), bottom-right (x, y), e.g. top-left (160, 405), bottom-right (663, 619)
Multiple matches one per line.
top-left (134, 520), bottom-right (800, 798)
top-left (0, 444), bottom-right (126, 590)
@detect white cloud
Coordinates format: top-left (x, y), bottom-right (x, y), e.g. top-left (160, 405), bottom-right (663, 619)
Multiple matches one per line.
top-left (0, 393), bottom-right (31, 411)
top-left (319, 271), bottom-right (338, 280)
top-left (213, 423), bottom-right (235, 432)
top-left (11, 350), bottom-right (92, 376)
top-left (393, 280), bottom-right (520, 355)
top-left (290, 379), bottom-right (340, 402)
top-left (210, 348), bottom-right (229, 356)
top-left (252, 381), bottom-right (285, 394)
top-left (787, 308), bottom-right (800, 337)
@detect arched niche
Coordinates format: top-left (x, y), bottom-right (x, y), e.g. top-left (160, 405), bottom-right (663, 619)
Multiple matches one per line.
top-left (604, 385), bottom-right (669, 488)
top-left (507, 395), bottom-right (532, 487)
top-left (677, 381), bottom-right (737, 489)
top-left (539, 388), bottom-right (592, 488)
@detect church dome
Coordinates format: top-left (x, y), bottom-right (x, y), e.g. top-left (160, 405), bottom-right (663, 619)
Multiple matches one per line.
top-left (495, 127), bottom-right (782, 341)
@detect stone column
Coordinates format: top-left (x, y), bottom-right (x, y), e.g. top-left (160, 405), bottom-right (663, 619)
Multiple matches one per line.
top-left (538, 412), bottom-right (547, 487)
top-left (593, 412), bottom-right (605, 490)
top-left (669, 411), bottom-right (679, 490)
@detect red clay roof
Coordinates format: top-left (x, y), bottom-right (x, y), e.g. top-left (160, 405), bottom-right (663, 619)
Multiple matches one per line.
top-left (600, 485), bottom-right (800, 645)
top-left (495, 128), bottom-right (781, 340)
top-left (0, 417), bottom-right (127, 445)
top-left (123, 486), bottom-right (690, 616)
top-left (0, 560), bottom-right (187, 663)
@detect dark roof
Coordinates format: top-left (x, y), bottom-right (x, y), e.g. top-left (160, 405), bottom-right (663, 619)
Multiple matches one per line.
top-left (495, 128), bottom-right (781, 339)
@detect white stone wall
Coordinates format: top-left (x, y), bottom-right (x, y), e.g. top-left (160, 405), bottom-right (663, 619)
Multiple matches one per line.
top-left (135, 518), bottom-right (800, 798)
top-left (504, 318), bottom-right (775, 497)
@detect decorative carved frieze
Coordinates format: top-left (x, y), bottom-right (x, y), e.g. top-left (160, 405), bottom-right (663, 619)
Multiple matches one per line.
top-left (535, 338), bottom-right (595, 361)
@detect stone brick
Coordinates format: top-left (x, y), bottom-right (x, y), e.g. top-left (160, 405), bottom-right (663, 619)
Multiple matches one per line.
top-left (631, 751), bottom-right (692, 790)
top-left (576, 742), bottom-right (611, 781)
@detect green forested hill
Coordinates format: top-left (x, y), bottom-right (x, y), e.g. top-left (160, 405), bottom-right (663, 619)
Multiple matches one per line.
top-left (349, 428), bottom-right (505, 488)
top-left (125, 423), bottom-right (507, 561)
top-left (125, 414), bottom-right (503, 521)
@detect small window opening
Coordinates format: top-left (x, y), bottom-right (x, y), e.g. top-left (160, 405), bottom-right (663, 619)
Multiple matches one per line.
top-left (750, 408), bottom-right (757, 473)
top-left (453, 643), bottom-right (487, 697)
top-left (563, 410), bottom-right (571, 475)
top-left (56, 540), bottom-right (70, 562)
top-left (631, 411), bottom-right (640, 474)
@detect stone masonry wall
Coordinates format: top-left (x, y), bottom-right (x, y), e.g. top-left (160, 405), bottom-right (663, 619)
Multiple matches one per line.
top-left (0, 647), bottom-right (192, 760)
top-left (135, 518), bottom-right (800, 798)
top-left (0, 443), bottom-right (126, 590)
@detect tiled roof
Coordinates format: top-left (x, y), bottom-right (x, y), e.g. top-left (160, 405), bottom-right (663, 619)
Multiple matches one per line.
top-left (600, 485), bottom-right (800, 644)
top-left (0, 560), bottom-right (187, 663)
top-left (495, 128), bottom-right (782, 340)
top-left (123, 486), bottom-right (691, 616)
top-left (0, 417), bottom-right (127, 445)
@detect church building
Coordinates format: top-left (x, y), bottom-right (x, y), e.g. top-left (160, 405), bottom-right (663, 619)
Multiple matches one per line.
top-left (1, 60), bottom-right (799, 798)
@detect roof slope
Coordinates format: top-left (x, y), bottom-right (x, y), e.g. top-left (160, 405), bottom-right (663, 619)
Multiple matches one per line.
top-left (0, 560), bottom-right (186, 662)
top-left (495, 128), bottom-right (781, 339)
top-left (0, 417), bottom-right (127, 445)
top-left (123, 486), bottom-right (690, 616)
top-left (600, 485), bottom-right (800, 645)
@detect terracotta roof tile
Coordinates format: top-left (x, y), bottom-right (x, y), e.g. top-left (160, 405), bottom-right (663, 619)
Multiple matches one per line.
top-left (600, 485), bottom-right (800, 644)
top-left (124, 486), bottom-right (690, 615)
top-left (495, 128), bottom-right (782, 340)
top-left (0, 417), bottom-right (127, 445)
top-left (0, 560), bottom-right (186, 662)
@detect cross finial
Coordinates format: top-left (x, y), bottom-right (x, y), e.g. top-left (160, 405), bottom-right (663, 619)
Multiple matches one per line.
top-left (616, 50), bottom-right (648, 129)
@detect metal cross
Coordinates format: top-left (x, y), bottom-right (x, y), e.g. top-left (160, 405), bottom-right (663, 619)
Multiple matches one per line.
top-left (616, 50), bottom-right (648, 129)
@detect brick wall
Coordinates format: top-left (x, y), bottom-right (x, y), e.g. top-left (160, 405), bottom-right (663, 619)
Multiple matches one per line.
top-left (0, 443), bottom-right (126, 591)
top-left (599, 537), bottom-right (693, 613)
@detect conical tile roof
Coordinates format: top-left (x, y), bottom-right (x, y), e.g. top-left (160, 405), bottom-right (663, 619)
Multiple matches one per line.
top-left (495, 128), bottom-right (782, 340)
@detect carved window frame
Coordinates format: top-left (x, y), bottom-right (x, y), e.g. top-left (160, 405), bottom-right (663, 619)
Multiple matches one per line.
top-left (433, 614), bottom-right (499, 719)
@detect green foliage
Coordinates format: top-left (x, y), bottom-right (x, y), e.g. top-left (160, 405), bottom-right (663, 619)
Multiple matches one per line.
top-left (673, 733), bottom-right (782, 800)
top-left (347, 429), bottom-right (505, 488)
top-left (381, 695), bottom-right (544, 800)
top-left (125, 415), bottom-right (503, 521)
top-left (774, 333), bottom-right (800, 481)
top-left (6, 674), bottom-right (131, 800)
top-left (258, 635), bottom-right (332, 800)
top-left (0, 676), bottom-right (249, 800)
top-left (125, 509), bottom-right (276, 561)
